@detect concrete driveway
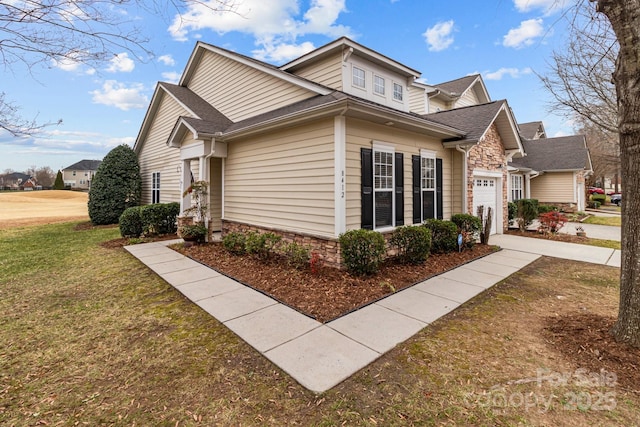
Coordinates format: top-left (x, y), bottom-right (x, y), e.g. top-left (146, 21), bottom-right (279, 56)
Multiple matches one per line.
top-left (558, 221), bottom-right (620, 241)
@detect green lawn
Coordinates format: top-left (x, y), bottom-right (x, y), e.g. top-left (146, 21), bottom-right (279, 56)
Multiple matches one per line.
top-left (584, 215), bottom-right (622, 227)
top-left (1, 222), bottom-right (637, 426)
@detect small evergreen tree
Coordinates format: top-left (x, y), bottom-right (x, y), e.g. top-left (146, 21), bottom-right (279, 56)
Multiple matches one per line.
top-left (88, 144), bottom-right (141, 225)
top-left (53, 170), bottom-right (64, 190)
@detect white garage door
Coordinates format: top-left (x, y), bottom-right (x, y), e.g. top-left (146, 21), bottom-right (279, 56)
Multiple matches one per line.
top-left (473, 178), bottom-right (498, 235)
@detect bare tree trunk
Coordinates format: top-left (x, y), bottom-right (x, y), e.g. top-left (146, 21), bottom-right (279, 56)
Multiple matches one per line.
top-left (594, 0), bottom-right (640, 347)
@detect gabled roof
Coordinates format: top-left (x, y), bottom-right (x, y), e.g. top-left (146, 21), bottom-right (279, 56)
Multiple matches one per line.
top-left (423, 100), bottom-right (522, 151)
top-left (510, 135), bottom-right (593, 172)
top-left (518, 121), bottom-right (546, 139)
top-left (431, 74), bottom-right (491, 104)
top-left (63, 159), bottom-right (102, 171)
top-left (280, 37), bottom-right (421, 78)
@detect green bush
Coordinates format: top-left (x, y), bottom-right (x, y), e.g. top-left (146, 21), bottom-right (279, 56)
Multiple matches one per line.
top-left (245, 232), bottom-right (282, 259)
top-left (587, 201), bottom-right (601, 209)
top-left (53, 170), bottom-right (65, 190)
top-left (538, 204), bottom-right (557, 214)
top-left (423, 219), bottom-right (458, 253)
top-left (119, 206), bottom-right (143, 238)
top-left (278, 242), bottom-right (311, 270)
top-left (222, 232), bottom-right (247, 255)
top-left (339, 229), bottom-right (386, 275)
top-left (88, 144), bottom-right (142, 225)
top-left (451, 213), bottom-right (482, 248)
top-left (140, 202), bottom-right (180, 235)
top-left (508, 201), bottom-right (517, 222)
top-left (179, 223), bottom-right (207, 243)
top-left (591, 194), bottom-right (607, 204)
top-left (516, 199), bottom-right (539, 231)
top-left (389, 226), bottom-right (431, 265)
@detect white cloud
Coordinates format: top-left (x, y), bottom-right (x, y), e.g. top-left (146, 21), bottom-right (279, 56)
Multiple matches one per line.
top-left (252, 41), bottom-right (316, 62)
top-left (514, 0), bottom-right (569, 15)
top-left (106, 53), bottom-right (135, 73)
top-left (90, 81), bottom-right (148, 111)
top-left (168, 0), bottom-right (352, 62)
top-left (158, 54), bottom-right (176, 66)
top-left (423, 20), bottom-right (455, 52)
top-left (483, 67), bottom-right (532, 80)
top-left (503, 19), bottom-right (544, 48)
top-left (161, 71), bottom-right (182, 84)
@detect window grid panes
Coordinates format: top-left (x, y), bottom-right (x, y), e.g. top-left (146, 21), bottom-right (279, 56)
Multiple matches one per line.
top-left (374, 75), bottom-right (385, 95)
top-left (393, 83), bottom-right (403, 101)
top-left (374, 150), bottom-right (393, 228)
top-left (152, 172), bottom-right (160, 204)
top-left (511, 174), bottom-right (523, 201)
top-left (421, 157), bottom-right (435, 190)
top-left (374, 151), bottom-right (394, 190)
top-left (353, 67), bottom-right (365, 88)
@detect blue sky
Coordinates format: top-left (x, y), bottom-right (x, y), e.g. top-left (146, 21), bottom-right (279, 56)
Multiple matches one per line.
top-left (1, 0), bottom-right (576, 173)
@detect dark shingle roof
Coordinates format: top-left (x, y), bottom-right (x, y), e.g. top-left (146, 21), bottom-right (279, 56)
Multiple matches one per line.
top-left (160, 83), bottom-right (233, 128)
top-left (63, 160), bottom-right (102, 171)
top-left (518, 121), bottom-right (545, 139)
top-left (433, 75), bottom-right (479, 95)
top-left (423, 101), bottom-right (506, 142)
top-left (510, 135), bottom-right (590, 171)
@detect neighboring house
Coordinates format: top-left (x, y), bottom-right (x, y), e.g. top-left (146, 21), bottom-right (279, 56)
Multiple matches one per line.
top-left (508, 126), bottom-right (593, 211)
top-left (134, 37), bottom-right (526, 264)
top-left (61, 160), bottom-right (102, 189)
top-left (0, 172), bottom-right (31, 189)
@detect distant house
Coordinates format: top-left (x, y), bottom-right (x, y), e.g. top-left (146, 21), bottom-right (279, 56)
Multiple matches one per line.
top-left (0, 172), bottom-right (31, 189)
top-left (509, 122), bottom-right (593, 212)
top-left (61, 160), bottom-right (102, 189)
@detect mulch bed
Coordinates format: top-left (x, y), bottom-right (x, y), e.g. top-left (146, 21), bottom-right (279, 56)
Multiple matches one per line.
top-left (506, 229), bottom-right (592, 245)
top-left (543, 313), bottom-right (640, 394)
top-left (175, 243), bottom-right (497, 323)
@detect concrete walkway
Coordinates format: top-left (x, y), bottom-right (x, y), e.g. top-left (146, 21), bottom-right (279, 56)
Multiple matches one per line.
top-left (124, 234), bottom-right (620, 393)
top-left (558, 221), bottom-right (621, 242)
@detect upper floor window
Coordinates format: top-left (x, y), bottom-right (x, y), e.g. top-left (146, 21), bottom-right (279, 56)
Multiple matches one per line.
top-left (374, 75), bottom-right (385, 95)
top-left (353, 66), bottom-right (365, 88)
top-left (393, 83), bottom-right (403, 101)
top-left (72, 171), bottom-right (76, 176)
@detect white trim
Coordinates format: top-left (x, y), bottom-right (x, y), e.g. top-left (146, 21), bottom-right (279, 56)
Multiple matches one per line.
top-left (180, 140), bottom-right (211, 160)
top-left (221, 158), bottom-right (225, 221)
top-left (420, 148), bottom-right (437, 158)
top-left (473, 168), bottom-right (503, 178)
top-left (334, 116), bottom-right (346, 237)
top-left (372, 140), bottom-right (395, 151)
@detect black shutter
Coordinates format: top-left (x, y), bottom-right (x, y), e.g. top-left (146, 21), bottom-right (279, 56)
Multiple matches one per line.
top-left (412, 155), bottom-right (421, 224)
top-left (361, 148), bottom-right (373, 230)
top-left (436, 158), bottom-right (443, 220)
top-left (395, 152), bottom-right (404, 226)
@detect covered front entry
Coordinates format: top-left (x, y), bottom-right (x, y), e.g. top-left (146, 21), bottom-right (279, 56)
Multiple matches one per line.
top-left (473, 175), bottom-right (499, 235)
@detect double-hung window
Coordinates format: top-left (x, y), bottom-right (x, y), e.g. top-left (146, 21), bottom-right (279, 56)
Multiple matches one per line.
top-left (353, 66), bottom-right (365, 88)
top-left (511, 174), bottom-right (523, 201)
top-left (420, 151), bottom-right (436, 220)
top-left (393, 83), bottom-right (403, 101)
top-left (374, 75), bottom-right (385, 95)
top-left (374, 149), bottom-right (394, 228)
top-left (152, 172), bottom-right (160, 204)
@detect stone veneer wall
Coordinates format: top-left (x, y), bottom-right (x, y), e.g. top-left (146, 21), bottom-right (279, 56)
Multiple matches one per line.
top-left (222, 220), bottom-right (401, 268)
top-left (466, 124), bottom-right (508, 232)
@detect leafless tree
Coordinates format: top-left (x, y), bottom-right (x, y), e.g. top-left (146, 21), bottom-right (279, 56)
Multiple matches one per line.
top-left (0, 0), bottom-right (237, 135)
top-left (575, 116), bottom-right (620, 191)
top-left (587, 0), bottom-right (640, 347)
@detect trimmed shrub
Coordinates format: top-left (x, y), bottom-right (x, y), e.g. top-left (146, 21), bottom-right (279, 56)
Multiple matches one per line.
top-left (179, 223), bottom-right (207, 243)
top-left (591, 193), bottom-right (607, 204)
top-left (508, 201), bottom-right (517, 222)
top-left (222, 232), bottom-right (247, 255)
top-left (423, 219), bottom-right (458, 253)
top-left (119, 206), bottom-right (143, 238)
top-left (141, 202), bottom-right (180, 235)
top-left (53, 170), bottom-right (65, 190)
top-left (389, 225), bottom-right (432, 265)
top-left (245, 231), bottom-right (282, 259)
top-left (587, 201), bottom-right (601, 209)
top-left (538, 211), bottom-right (568, 234)
top-left (516, 199), bottom-right (539, 231)
top-left (88, 144), bottom-right (142, 225)
top-left (279, 242), bottom-right (311, 270)
top-left (451, 213), bottom-right (482, 248)
top-left (339, 229), bottom-right (386, 275)
top-left (538, 204), bottom-right (557, 214)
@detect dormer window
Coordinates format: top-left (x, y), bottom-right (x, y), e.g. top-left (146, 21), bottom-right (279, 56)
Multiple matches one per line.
top-left (374, 75), bottom-right (385, 95)
top-left (393, 83), bottom-right (403, 101)
top-left (353, 66), bottom-right (365, 88)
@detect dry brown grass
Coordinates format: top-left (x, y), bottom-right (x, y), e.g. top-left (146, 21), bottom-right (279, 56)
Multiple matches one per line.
top-left (0, 190), bottom-right (88, 229)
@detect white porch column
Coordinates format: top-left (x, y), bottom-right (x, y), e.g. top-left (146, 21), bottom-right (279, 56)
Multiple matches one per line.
top-left (334, 116), bottom-right (346, 236)
top-left (180, 159), bottom-right (191, 214)
top-left (525, 173), bottom-right (531, 199)
top-left (199, 155), bottom-right (208, 182)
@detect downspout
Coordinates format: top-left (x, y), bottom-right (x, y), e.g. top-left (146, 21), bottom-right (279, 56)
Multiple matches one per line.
top-left (456, 144), bottom-right (473, 213)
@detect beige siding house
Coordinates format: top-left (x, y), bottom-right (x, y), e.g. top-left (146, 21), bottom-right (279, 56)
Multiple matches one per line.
top-left (61, 160), bottom-right (102, 189)
top-left (134, 37), bottom-right (527, 264)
